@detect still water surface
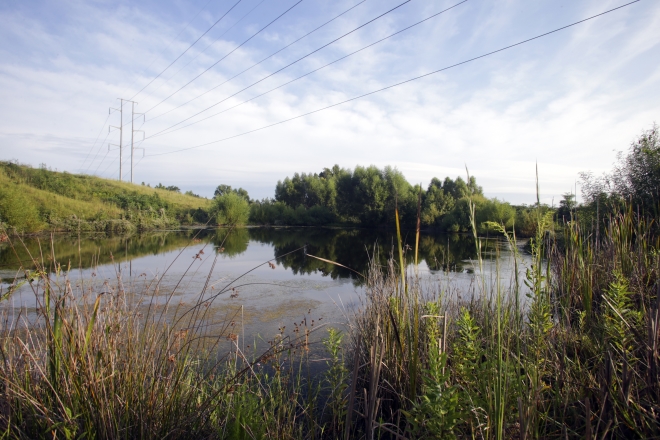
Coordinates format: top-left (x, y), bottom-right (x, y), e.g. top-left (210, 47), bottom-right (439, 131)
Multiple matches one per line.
top-left (0, 228), bottom-right (529, 344)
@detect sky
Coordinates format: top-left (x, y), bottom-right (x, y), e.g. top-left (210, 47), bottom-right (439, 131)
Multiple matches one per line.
top-left (0, 0), bottom-right (658, 204)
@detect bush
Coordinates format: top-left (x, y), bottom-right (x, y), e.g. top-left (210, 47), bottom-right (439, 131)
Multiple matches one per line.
top-left (476, 198), bottom-right (515, 231)
top-left (580, 124), bottom-right (660, 217)
top-left (212, 192), bottom-right (250, 226)
top-left (0, 184), bottom-right (42, 233)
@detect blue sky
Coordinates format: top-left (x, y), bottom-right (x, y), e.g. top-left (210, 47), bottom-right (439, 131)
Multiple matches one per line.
top-left (1, 0), bottom-right (658, 203)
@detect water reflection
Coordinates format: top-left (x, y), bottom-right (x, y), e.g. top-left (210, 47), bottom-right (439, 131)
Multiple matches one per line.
top-left (247, 228), bottom-right (483, 283)
top-left (1, 228), bottom-right (499, 282)
top-left (1, 228), bottom-right (526, 354)
top-left (0, 231), bottom-right (202, 278)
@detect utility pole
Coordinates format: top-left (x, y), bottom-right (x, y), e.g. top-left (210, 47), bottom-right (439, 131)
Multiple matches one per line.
top-left (109, 98), bottom-right (126, 181)
top-left (130, 101), bottom-right (145, 183)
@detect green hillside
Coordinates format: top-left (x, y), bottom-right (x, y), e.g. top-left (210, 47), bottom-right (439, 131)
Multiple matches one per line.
top-left (0, 161), bottom-right (212, 233)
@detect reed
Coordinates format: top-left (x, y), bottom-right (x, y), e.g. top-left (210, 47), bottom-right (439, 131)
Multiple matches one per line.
top-left (345, 179), bottom-right (659, 439)
top-left (0, 229), bottom-right (334, 439)
top-left (0, 179), bottom-right (658, 438)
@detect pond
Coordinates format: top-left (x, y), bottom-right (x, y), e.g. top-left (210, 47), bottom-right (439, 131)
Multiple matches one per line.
top-left (0, 227), bottom-right (530, 353)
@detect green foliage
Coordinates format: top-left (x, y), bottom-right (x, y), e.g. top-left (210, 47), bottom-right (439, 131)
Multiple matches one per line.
top-left (275, 171), bottom-right (337, 210)
top-left (514, 205), bottom-right (539, 237)
top-left (155, 183), bottom-right (180, 192)
top-left (407, 352), bottom-right (460, 439)
top-left (212, 192), bottom-right (250, 226)
top-left (0, 161), bottom-right (210, 232)
top-left (556, 192), bottom-right (577, 223)
top-left (2, 184), bottom-right (660, 438)
top-left (269, 164), bottom-right (521, 232)
top-left (421, 185), bottom-right (455, 226)
top-left (0, 183), bottom-right (42, 232)
top-left (439, 197), bottom-right (475, 232)
top-left (249, 199), bottom-right (335, 226)
top-left (407, 302), bottom-right (462, 438)
top-left (580, 124), bottom-right (660, 218)
top-left (214, 184), bottom-right (250, 202)
top-left (452, 309), bottom-right (481, 387)
top-left (322, 328), bottom-right (348, 435)
top-left (476, 198), bottom-right (516, 231)
top-left (602, 271), bottom-right (642, 355)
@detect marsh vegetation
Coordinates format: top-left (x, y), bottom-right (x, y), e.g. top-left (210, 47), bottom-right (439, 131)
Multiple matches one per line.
top-left (0, 126), bottom-right (658, 438)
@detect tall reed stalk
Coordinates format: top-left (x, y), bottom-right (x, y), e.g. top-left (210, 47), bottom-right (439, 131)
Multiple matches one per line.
top-left (1, 178), bottom-right (658, 438)
top-left (346, 175), bottom-right (659, 439)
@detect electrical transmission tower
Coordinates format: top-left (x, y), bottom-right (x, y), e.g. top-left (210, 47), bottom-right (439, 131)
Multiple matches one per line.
top-left (109, 99), bottom-right (146, 182)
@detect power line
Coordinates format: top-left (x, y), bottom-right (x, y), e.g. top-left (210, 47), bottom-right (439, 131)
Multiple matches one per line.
top-left (98, 153), bottom-right (118, 177)
top-left (149, 0), bottom-right (465, 138)
top-left (120, 0), bottom-right (217, 100)
top-left (144, 0), bottom-right (271, 102)
top-left (88, 105), bottom-right (147, 173)
top-left (81, 0), bottom-right (218, 174)
top-left (148, 0), bottom-right (641, 157)
top-left (143, 0), bottom-right (306, 115)
top-left (93, 151), bottom-right (110, 175)
top-left (149, 0), bottom-right (367, 123)
top-left (82, 130), bottom-right (111, 173)
top-left (79, 113), bottom-right (110, 170)
top-left (130, 0), bottom-right (245, 101)
top-left (146, 0), bottom-right (414, 139)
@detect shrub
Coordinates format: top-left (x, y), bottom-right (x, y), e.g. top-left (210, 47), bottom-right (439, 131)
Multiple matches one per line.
top-left (212, 192), bottom-right (250, 226)
top-left (0, 184), bottom-right (42, 233)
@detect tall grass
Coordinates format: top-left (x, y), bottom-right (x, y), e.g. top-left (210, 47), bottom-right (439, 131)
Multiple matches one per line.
top-left (345, 182), bottom-right (659, 438)
top-left (1, 181), bottom-right (658, 438)
top-left (0, 162), bottom-right (210, 233)
top-left (0, 230), bottom-right (341, 439)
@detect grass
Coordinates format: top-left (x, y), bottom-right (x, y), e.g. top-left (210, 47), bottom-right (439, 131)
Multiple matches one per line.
top-left (0, 162), bottom-right (211, 233)
top-left (344, 187), bottom-right (659, 438)
top-left (0, 181), bottom-right (658, 438)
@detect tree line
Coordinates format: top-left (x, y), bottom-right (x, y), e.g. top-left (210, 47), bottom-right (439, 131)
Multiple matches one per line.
top-left (213, 124), bottom-right (660, 234)
top-left (212, 165), bottom-right (542, 234)
top-left (576, 123), bottom-right (660, 223)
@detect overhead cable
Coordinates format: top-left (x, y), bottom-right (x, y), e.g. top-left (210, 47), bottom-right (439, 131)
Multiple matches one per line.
top-left (146, 0), bottom-right (414, 138)
top-left (85, 0), bottom-right (220, 174)
top-left (144, 0), bottom-right (271, 101)
top-left (149, 0), bottom-right (368, 122)
top-left (130, 0), bottom-right (245, 101)
top-left (150, 0), bottom-right (466, 138)
top-left (79, 113), bottom-right (110, 170)
top-left (82, 131), bottom-right (112, 173)
top-left (148, 0), bottom-right (641, 157)
top-left (143, 0), bottom-right (306, 115)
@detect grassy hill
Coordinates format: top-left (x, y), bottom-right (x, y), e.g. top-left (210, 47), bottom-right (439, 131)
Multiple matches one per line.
top-left (0, 161), bottom-right (212, 233)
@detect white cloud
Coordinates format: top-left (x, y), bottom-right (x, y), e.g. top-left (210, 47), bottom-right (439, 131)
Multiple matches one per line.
top-left (0, 0), bottom-right (658, 203)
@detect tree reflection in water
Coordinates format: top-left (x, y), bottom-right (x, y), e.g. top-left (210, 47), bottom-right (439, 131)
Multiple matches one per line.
top-left (1, 228), bottom-right (495, 284)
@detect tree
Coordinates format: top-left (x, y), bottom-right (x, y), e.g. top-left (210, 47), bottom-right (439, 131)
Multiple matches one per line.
top-left (155, 183), bottom-right (180, 192)
top-left (476, 198), bottom-right (515, 230)
top-left (556, 193), bottom-right (577, 223)
top-left (212, 192), bottom-right (250, 226)
top-left (612, 123), bottom-right (660, 213)
top-left (214, 184), bottom-right (233, 197)
top-left (580, 124), bottom-right (660, 216)
top-left (234, 188), bottom-right (250, 203)
top-left (214, 184), bottom-right (250, 202)
top-left (421, 186), bottom-right (454, 226)
top-left (347, 165), bottom-right (388, 225)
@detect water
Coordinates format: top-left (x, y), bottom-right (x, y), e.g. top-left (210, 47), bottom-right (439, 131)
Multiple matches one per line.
top-left (0, 227), bottom-right (530, 347)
